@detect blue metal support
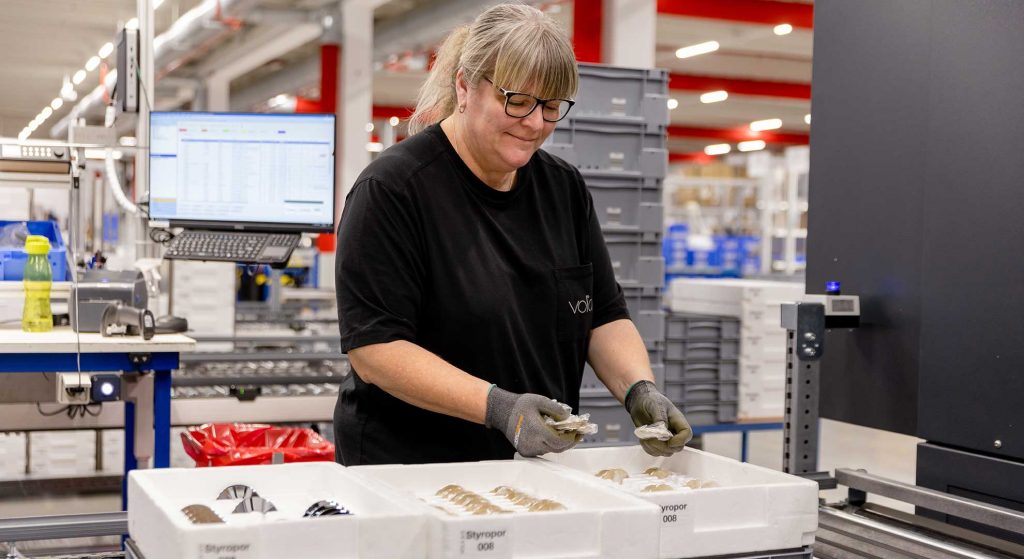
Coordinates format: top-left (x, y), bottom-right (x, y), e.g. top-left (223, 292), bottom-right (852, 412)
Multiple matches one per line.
top-left (691, 422), bottom-right (784, 463)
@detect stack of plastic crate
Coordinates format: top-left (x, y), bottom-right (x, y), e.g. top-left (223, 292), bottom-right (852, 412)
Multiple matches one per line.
top-left (667, 278), bottom-right (805, 421)
top-left (663, 313), bottom-right (741, 425)
top-left (543, 63), bottom-right (669, 444)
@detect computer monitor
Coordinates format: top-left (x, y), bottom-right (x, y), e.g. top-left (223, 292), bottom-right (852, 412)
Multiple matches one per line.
top-left (148, 111), bottom-right (337, 233)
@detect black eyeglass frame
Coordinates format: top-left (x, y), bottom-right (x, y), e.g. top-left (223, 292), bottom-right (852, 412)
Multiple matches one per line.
top-left (481, 77), bottom-right (576, 123)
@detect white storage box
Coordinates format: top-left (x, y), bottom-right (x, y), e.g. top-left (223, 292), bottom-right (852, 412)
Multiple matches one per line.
top-left (532, 446), bottom-right (817, 559)
top-left (0, 432), bottom-right (28, 479)
top-left (740, 331), bottom-right (788, 361)
top-left (101, 429), bottom-right (125, 474)
top-left (28, 430), bottom-right (96, 476)
top-left (738, 384), bottom-right (787, 420)
top-left (128, 462), bottom-right (428, 559)
top-left (351, 459), bottom-right (660, 559)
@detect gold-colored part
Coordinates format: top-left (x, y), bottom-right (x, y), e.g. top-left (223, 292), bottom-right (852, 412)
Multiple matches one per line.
top-left (527, 499), bottom-right (566, 512)
top-left (436, 484), bottom-right (464, 498)
top-left (595, 468), bottom-right (630, 484)
top-left (685, 478), bottom-right (702, 489)
top-left (700, 480), bottom-right (720, 488)
top-left (641, 484), bottom-right (674, 493)
top-left (643, 467), bottom-right (673, 479)
top-left (181, 504), bottom-right (225, 524)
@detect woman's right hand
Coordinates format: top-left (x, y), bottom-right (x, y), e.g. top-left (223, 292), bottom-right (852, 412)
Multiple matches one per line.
top-left (485, 386), bottom-right (580, 457)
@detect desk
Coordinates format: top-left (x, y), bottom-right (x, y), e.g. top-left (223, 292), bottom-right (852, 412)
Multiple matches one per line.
top-left (0, 326), bottom-right (195, 504)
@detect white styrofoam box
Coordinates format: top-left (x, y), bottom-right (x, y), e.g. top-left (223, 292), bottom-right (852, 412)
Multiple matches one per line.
top-left (738, 385), bottom-right (786, 420)
top-left (171, 427), bottom-right (197, 469)
top-left (351, 459), bottom-right (660, 559)
top-left (532, 446), bottom-right (818, 559)
top-left (738, 358), bottom-right (788, 388)
top-left (740, 331), bottom-right (789, 361)
top-left (0, 432), bottom-right (28, 479)
top-left (668, 278), bottom-right (805, 319)
top-left (128, 462), bottom-right (428, 559)
top-left (28, 430), bottom-right (97, 476)
top-left (101, 429), bottom-right (125, 474)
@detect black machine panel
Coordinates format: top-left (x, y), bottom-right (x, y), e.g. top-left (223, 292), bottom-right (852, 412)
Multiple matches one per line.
top-left (809, 0), bottom-right (1024, 459)
top-left (917, 443), bottom-right (1024, 545)
top-left (807, 0), bottom-right (932, 436)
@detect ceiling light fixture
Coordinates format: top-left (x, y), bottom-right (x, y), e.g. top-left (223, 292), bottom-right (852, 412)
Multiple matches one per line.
top-left (773, 24), bottom-right (793, 36)
top-left (125, 18), bottom-right (139, 30)
top-left (738, 140), bottom-right (767, 152)
top-left (365, 123), bottom-right (374, 133)
top-left (72, 70), bottom-right (87, 85)
top-left (85, 56), bottom-right (101, 72)
top-left (675, 40), bottom-right (720, 59)
top-left (804, 113), bottom-right (812, 125)
top-left (750, 118), bottom-right (783, 132)
top-left (41, 107), bottom-right (53, 119)
top-left (699, 90), bottom-right (728, 104)
top-left (704, 143), bottom-right (731, 156)
top-left (366, 142), bottom-right (384, 153)
top-left (389, 116), bottom-right (400, 126)
top-left (51, 97), bottom-right (63, 110)
top-left (99, 42), bottom-right (114, 58)
top-left (667, 98), bottom-right (679, 110)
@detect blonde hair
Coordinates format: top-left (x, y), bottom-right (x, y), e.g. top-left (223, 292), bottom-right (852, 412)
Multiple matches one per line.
top-left (407, 3), bottom-right (579, 134)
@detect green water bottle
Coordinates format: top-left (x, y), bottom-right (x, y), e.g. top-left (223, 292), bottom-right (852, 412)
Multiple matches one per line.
top-left (22, 234), bottom-right (53, 332)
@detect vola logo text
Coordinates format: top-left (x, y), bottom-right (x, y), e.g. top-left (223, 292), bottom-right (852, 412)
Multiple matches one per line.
top-left (569, 295), bottom-right (593, 315)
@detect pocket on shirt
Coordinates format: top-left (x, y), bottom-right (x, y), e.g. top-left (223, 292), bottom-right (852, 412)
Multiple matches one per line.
top-left (554, 263), bottom-right (594, 341)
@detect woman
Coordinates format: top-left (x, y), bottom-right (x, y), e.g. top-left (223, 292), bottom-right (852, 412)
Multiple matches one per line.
top-left (333, 3), bottom-right (691, 465)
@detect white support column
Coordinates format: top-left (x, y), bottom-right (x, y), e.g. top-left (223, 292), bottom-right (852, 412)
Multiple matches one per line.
top-left (602, 0), bottom-right (657, 68)
top-left (134, 0), bottom-right (156, 261)
top-left (337, 0), bottom-right (377, 219)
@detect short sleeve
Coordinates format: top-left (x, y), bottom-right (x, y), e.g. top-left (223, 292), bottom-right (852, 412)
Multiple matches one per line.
top-left (578, 173), bottom-right (630, 329)
top-left (335, 178), bottom-right (425, 352)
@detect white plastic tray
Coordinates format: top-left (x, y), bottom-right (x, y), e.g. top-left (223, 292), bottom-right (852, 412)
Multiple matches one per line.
top-left (128, 462), bottom-right (428, 559)
top-left (351, 459), bottom-right (660, 559)
top-left (531, 446), bottom-right (818, 558)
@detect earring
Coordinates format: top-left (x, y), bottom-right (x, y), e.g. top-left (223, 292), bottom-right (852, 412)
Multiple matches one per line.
top-left (458, 105), bottom-right (466, 114)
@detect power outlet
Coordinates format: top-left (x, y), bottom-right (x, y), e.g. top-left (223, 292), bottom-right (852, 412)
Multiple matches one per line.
top-left (56, 373), bottom-right (92, 405)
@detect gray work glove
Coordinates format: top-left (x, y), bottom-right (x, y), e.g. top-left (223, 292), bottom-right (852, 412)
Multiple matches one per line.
top-left (626, 380), bottom-right (693, 457)
top-left (485, 386), bottom-right (581, 457)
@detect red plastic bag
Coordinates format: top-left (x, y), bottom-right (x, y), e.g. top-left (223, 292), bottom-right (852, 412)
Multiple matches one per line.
top-left (181, 423), bottom-right (335, 467)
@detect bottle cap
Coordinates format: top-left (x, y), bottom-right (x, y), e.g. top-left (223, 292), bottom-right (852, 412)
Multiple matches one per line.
top-left (25, 235), bottom-right (50, 256)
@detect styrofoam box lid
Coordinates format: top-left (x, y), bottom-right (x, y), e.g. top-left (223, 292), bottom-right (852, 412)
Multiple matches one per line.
top-left (351, 459), bottom-right (660, 559)
top-left (529, 446), bottom-right (818, 559)
top-left (128, 462), bottom-right (428, 559)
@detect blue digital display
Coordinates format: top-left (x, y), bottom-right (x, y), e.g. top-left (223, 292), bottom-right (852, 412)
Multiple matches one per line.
top-left (826, 281), bottom-right (842, 294)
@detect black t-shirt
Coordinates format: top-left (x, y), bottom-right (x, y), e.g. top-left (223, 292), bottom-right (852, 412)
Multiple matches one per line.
top-left (333, 123), bottom-right (628, 465)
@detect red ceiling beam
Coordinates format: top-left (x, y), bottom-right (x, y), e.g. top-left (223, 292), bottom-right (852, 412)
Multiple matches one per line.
top-left (657, 0), bottom-right (813, 29)
top-left (573, 0), bottom-right (603, 63)
top-left (670, 73), bottom-right (810, 100)
top-left (668, 125), bottom-right (809, 145)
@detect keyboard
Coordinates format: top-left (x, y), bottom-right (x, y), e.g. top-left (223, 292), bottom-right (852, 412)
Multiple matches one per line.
top-left (164, 230), bottom-right (300, 265)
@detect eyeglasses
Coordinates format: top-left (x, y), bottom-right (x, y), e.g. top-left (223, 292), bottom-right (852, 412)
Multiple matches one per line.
top-left (482, 77), bottom-right (575, 123)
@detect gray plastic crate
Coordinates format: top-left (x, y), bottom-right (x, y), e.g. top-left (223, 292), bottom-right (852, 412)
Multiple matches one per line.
top-left (636, 310), bottom-right (666, 350)
top-left (575, 64), bottom-right (669, 127)
top-left (622, 285), bottom-right (663, 318)
top-left (587, 172), bottom-right (663, 235)
top-left (666, 339), bottom-right (740, 361)
top-left (663, 381), bottom-right (739, 403)
top-left (606, 234), bottom-right (663, 286)
top-left (545, 119), bottom-right (668, 178)
top-left (581, 362), bottom-right (665, 398)
top-left (682, 401), bottom-right (738, 426)
top-left (666, 313), bottom-right (740, 341)
top-left (664, 360), bottom-right (739, 383)
top-left (579, 399), bottom-right (635, 444)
